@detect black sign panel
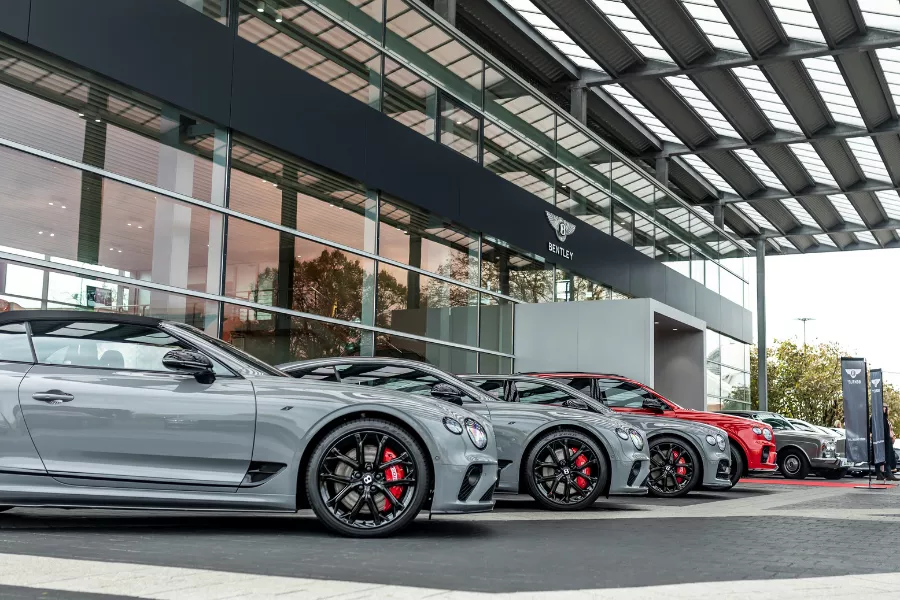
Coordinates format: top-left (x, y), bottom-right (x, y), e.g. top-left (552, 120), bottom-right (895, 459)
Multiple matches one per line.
top-left (871, 368), bottom-right (886, 465)
top-left (841, 357), bottom-right (869, 463)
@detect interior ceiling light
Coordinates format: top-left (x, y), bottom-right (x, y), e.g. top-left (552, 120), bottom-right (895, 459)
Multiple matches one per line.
top-left (257, 2), bottom-right (265, 12)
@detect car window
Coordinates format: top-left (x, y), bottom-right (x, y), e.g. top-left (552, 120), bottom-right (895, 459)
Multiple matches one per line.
top-left (549, 377), bottom-right (594, 396)
top-left (287, 365), bottom-right (339, 382)
top-left (333, 363), bottom-right (481, 404)
top-left (791, 421), bottom-right (814, 432)
top-left (30, 320), bottom-right (228, 375)
top-left (465, 378), bottom-right (506, 400)
top-left (595, 379), bottom-right (651, 408)
top-left (762, 417), bottom-right (791, 430)
top-left (0, 323), bottom-right (34, 363)
top-left (513, 381), bottom-right (571, 405)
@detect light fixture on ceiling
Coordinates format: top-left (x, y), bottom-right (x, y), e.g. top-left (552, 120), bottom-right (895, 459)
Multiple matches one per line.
top-left (654, 321), bottom-right (659, 324)
top-left (95, 118), bottom-right (101, 123)
top-left (49, 233), bottom-right (55, 237)
top-left (61, 205), bottom-right (66, 209)
top-left (275, 12), bottom-right (283, 22)
top-left (117, 249), bottom-right (122, 253)
top-left (672, 328), bottom-right (678, 331)
top-left (109, 247), bottom-right (114, 251)
top-left (48, 202), bottom-right (53, 206)
top-left (127, 223), bottom-right (132, 226)
top-left (38, 231), bottom-right (43, 235)
top-left (137, 225), bottom-right (143, 229)
top-left (256, 2), bottom-right (265, 12)
top-left (78, 113), bottom-right (84, 117)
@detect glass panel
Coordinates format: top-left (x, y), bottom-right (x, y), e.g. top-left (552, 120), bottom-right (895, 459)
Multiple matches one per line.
top-left (374, 332), bottom-right (478, 373)
top-left (612, 202), bottom-right (634, 245)
top-left (705, 261), bottom-right (720, 294)
top-left (0, 147), bottom-right (222, 295)
top-left (178, 0), bottom-right (229, 21)
top-left (0, 323), bottom-right (33, 363)
top-left (667, 75), bottom-right (739, 138)
top-left (439, 95), bottom-right (479, 162)
top-left (827, 194), bottom-right (865, 224)
top-left (610, 160), bottom-right (657, 212)
top-left (379, 195), bottom-right (479, 285)
top-left (707, 396), bottom-right (722, 412)
top-left (504, 0), bottom-right (606, 70)
top-left (479, 354), bottom-right (513, 375)
top-left (0, 49), bottom-right (228, 205)
top-left (556, 168), bottom-right (611, 235)
top-left (846, 137), bottom-right (891, 183)
top-left (221, 302), bottom-right (361, 366)
top-left (229, 137), bottom-right (376, 253)
top-left (483, 122), bottom-right (554, 203)
top-left (481, 237), bottom-right (553, 303)
top-left (224, 217), bottom-right (375, 324)
top-left (769, 1), bottom-right (826, 43)
top-left (479, 293), bottom-right (513, 354)
top-left (680, 1), bottom-right (748, 53)
top-left (385, 0), bottom-right (483, 107)
top-left (556, 121), bottom-right (605, 171)
top-left (706, 361), bottom-right (721, 398)
top-left (484, 66), bottom-right (555, 154)
top-left (238, 1), bottom-right (382, 108)
top-left (720, 268), bottom-right (743, 306)
top-left (605, 85), bottom-right (680, 142)
top-left (731, 66), bottom-right (802, 132)
top-left (376, 263), bottom-right (477, 347)
top-left (383, 56), bottom-right (437, 139)
top-left (634, 212), bottom-right (655, 258)
top-left (802, 57), bottom-right (864, 127)
top-left (592, 0), bottom-right (675, 62)
top-left (680, 155), bottom-right (737, 195)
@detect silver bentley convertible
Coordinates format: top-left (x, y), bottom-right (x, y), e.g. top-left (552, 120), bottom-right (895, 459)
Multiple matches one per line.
top-left (0, 311), bottom-right (498, 537)
top-left (459, 375), bottom-right (732, 498)
top-left (279, 358), bottom-right (651, 510)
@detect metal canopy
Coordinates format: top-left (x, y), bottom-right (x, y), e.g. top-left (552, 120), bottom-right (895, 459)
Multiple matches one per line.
top-left (458, 0), bottom-right (900, 254)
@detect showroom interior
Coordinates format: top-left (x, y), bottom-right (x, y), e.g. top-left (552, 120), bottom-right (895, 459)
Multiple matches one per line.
top-left (0, 0), bottom-right (779, 413)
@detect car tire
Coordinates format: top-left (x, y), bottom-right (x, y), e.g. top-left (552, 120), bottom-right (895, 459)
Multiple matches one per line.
top-left (723, 445), bottom-right (744, 490)
top-left (524, 429), bottom-right (608, 511)
top-left (779, 449), bottom-right (810, 480)
top-left (823, 468), bottom-right (847, 480)
top-left (306, 418), bottom-right (430, 538)
top-left (647, 436), bottom-right (701, 498)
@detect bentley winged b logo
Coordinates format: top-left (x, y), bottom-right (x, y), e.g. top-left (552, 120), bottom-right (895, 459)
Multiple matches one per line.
top-left (873, 378), bottom-right (881, 388)
top-left (546, 211), bottom-right (576, 243)
top-left (845, 368), bottom-right (862, 379)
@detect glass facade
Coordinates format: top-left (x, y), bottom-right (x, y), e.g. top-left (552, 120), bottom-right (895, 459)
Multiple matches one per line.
top-left (0, 0), bottom-right (752, 388)
top-left (706, 330), bottom-right (751, 411)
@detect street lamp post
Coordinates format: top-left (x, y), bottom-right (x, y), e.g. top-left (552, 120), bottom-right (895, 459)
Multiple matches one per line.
top-left (795, 317), bottom-right (815, 349)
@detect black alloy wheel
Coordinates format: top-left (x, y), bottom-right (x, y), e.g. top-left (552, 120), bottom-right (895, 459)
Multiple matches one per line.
top-left (524, 429), bottom-right (608, 511)
top-left (306, 418), bottom-right (429, 537)
top-left (778, 449), bottom-right (810, 480)
top-left (647, 437), bottom-right (700, 498)
top-left (724, 445), bottom-right (744, 489)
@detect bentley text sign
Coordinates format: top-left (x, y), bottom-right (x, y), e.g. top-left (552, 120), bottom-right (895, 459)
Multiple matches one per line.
top-left (546, 211), bottom-right (575, 260)
top-left (871, 368), bottom-right (886, 465)
top-left (841, 357), bottom-right (869, 463)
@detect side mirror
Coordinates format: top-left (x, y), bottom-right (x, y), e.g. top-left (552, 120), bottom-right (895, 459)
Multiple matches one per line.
top-left (163, 349), bottom-right (215, 384)
top-left (642, 397), bottom-right (666, 412)
top-left (431, 383), bottom-right (464, 405)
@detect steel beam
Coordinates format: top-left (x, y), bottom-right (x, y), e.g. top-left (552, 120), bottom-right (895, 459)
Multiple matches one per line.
top-left (702, 179), bottom-right (900, 205)
top-left (756, 238), bottom-right (767, 411)
top-left (582, 28), bottom-right (900, 86)
top-left (745, 218), bottom-right (900, 240)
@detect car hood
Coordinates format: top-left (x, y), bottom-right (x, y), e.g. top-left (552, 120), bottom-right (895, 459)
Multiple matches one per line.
top-left (776, 429), bottom-right (835, 443)
top-left (616, 413), bottom-right (727, 438)
top-left (670, 409), bottom-right (768, 431)
top-left (251, 374), bottom-right (486, 425)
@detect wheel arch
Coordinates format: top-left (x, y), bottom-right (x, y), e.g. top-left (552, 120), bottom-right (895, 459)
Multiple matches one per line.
top-left (516, 423), bottom-right (612, 495)
top-left (295, 408), bottom-right (437, 509)
top-left (778, 444), bottom-right (812, 464)
top-left (647, 432), bottom-right (704, 483)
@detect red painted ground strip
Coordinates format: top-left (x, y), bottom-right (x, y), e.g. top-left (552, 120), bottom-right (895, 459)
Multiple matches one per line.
top-left (739, 477), bottom-right (895, 489)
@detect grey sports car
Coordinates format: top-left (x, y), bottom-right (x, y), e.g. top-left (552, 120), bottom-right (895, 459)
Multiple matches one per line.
top-left (0, 311), bottom-right (498, 537)
top-left (279, 358), bottom-right (651, 510)
top-left (459, 375), bottom-right (732, 497)
top-left (722, 410), bottom-right (846, 480)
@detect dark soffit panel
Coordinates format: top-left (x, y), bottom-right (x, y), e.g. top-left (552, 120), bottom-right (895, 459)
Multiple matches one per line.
top-left (0, 0), bottom-right (30, 41)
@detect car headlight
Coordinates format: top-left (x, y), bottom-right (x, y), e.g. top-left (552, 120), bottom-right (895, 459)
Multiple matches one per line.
top-left (616, 428), bottom-right (629, 441)
top-left (752, 427), bottom-right (762, 435)
top-left (763, 428), bottom-right (772, 441)
top-left (464, 418), bottom-right (488, 449)
top-left (628, 429), bottom-right (644, 451)
top-left (705, 434), bottom-right (717, 446)
top-left (443, 417), bottom-right (463, 435)
top-left (716, 434), bottom-right (726, 452)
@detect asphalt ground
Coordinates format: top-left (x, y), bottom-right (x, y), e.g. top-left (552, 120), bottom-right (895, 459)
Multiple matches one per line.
top-left (1, 480), bottom-right (900, 598)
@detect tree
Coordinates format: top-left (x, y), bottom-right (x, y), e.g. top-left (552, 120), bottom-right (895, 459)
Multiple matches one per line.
top-left (751, 339), bottom-right (900, 434)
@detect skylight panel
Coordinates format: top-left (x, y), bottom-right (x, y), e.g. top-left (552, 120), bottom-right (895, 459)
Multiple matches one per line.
top-left (679, 0), bottom-right (748, 54)
top-left (875, 190), bottom-right (900, 220)
top-left (858, 0), bottom-right (900, 32)
top-left (813, 234), bottom-right (836, 247)
top-left (503, 0), bottom-right (606, 72)
top-left (826, 194), bottom-right (864, 224)
top-left (605, 84), bottom-right (681, 143)
top-left (769, 0), bottom-right (827, 44)
top-left (733, 149), bottom-right (785, 190)
top-left (781, 198), bottom-right (818, 228)
top-left (591, 0), bottom-right (675, 63)
top-left (731, 66), bottom-right (802, 132)
top-left (855, 231), bottom-right (877, 245)
top-left (846, 137), bottom-right (891, 183)
top-left (788, 143), bottom-right (837, 187)
top-left (875, 48), bottom-right (900, 113)
top-left (667, 75), bottom-right (739, 138)
top-left (802, 56), bottom-right (865, 127)
top-left (681, 154), bottom-right (736, 194)
top-left (739, 204), bottom-right (776, 231)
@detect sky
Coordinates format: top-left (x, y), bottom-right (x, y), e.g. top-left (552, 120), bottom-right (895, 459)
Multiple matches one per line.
top-left (752, 247), bottom-right (900, 386)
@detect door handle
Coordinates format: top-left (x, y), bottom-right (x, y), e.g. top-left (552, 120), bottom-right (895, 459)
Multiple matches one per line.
top-left (32, 390), bottom-right (74, 404)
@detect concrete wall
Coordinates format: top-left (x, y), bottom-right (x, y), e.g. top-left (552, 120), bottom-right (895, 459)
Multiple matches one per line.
top-left (654, 328), bottom-right (706, 410)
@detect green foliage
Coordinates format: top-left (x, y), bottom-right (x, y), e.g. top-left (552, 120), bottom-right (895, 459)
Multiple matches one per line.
top-left (751, 339), bottom-right (900, 433)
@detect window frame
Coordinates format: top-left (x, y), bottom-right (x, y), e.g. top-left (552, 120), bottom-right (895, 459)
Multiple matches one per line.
top-left (0, 320), bottom-right (37, 364)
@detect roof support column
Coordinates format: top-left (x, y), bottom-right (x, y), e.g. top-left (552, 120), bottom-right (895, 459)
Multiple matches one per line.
top-left (713, 192), bottom-right (725, 229)
top-left (434, 0), bottom-right (457, 26)
top-left (756, 238), bottom-right (768, 412)
top-left (571, 85), bottom-right (588, 125)
top-left (655, 157), bottom-right (669, 188)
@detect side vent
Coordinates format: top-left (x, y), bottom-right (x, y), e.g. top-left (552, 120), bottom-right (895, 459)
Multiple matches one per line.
top-left (241, 462), bottom-right (287, 486)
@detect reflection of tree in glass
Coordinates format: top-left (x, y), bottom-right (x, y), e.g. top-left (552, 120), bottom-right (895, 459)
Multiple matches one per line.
top-left (428, 252), bottom-right (556, 304)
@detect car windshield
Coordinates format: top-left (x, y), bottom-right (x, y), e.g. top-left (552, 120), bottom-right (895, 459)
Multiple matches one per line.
top-left (537, 380), bottom-right (615, 416)
top-left (166, 322), bottom-right (287, 377)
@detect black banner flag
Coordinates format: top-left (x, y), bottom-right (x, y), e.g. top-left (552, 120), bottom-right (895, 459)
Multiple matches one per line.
top-left (871, 368), bottom-right (886, 465)
top-left (841, 357), bottom-right (869, 463)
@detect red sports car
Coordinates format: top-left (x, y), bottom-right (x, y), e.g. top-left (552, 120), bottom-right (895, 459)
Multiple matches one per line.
top-left (531, 373), bottom-right (777, 487)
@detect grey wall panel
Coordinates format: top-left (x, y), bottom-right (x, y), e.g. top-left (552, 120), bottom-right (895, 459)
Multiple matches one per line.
top-left (743, 308), bottom-right (753, 344)
top-left (630, 260), bottom-right (667, 303)
top-left (720, 297), bottom-right (744, 342)
top-left (28, 0), bottom-right (233, 126)
top-left (654, 329), bottom-right (705, 410)
top-left (0, 0), bottom-right (30, 41)
top-left (664, 268), bottom-right (695, 316)
top-left (695, 285), bottom-right (722, 333)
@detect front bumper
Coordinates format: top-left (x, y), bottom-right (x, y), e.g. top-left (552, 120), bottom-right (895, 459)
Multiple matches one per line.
top-left (810, 457), bottom-right (848, 471)
top-left (745, 440), bottom-right (778, 472)
top-left (607, 457), bottom-right (650, 496)
top-left (702, 452), bottom-right (733, 489)
top-left (430, 461), bottom-right (498, 514)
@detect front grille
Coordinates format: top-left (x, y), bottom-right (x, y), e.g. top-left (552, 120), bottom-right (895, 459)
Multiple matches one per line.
top-left (762, 447), bottom-right (770, 463)
top-left (458, 464), bottom-right (483, 501)
top-left (626, 461), bottom-right (642, 486)
top-left (716, 458), bottom-right (731, 480)
top-left (479, 485), bottom-right (495, 502)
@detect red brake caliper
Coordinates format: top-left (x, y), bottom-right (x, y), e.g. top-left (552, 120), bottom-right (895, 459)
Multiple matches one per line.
top-left (572, 447), bottom-right (590, 489)
top-left (381, 448), bottom-right (405, 510)
top-left (673, 449), bottom-right (687, 483)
